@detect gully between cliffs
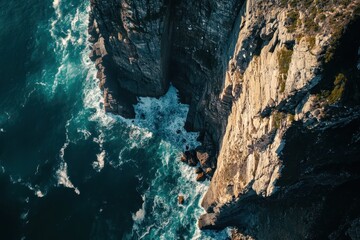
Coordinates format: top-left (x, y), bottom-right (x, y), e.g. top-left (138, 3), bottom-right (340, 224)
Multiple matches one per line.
top-left (88, 0), bottom-right (360, 238)
top-left (88, 0), bottom-right (245, 178)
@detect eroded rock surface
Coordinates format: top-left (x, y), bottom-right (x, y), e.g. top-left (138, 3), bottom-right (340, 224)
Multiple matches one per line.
top-left (89, 0), bottom-right (360, 238)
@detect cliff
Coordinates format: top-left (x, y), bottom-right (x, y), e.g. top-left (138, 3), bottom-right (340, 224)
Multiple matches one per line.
top-left (89, 0), bottom-right (360, 238)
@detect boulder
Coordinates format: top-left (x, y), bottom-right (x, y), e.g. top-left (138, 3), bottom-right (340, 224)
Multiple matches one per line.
top-left (178, 195), bottom-right (185, 205)
top-left (88, 36), bottom-right (97, 43)
top-left (187, 156), bottom-right (198, 166)
top-left (195, 167), bottom-right (203, 174)
top-left (89, 50), bottom-right (97, 61)
top-left (180, 150), bottom-right (199, 166)
top-left (180, 153), bottom-right (187, 163)
top-left (196, 147), bottom-right (211, 168)
top-left (196, 172), bottom-right (206, 182)
top-left (205, 168), bottom-right (214, 177)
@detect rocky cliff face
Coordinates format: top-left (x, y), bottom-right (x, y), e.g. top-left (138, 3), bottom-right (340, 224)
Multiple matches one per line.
top-left (89, 0), bottom-right (360, 238)
top-left (199, 2), bottom-right (360, 238)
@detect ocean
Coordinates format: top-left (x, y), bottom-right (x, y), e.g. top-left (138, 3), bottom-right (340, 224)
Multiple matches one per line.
top-left (0, 0), bottom-right (229, 239)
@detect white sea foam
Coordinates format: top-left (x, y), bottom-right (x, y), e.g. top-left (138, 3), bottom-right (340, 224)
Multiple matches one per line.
top-left (77, 38), bottom-right (83, 45)
top-left (82, 58), bottom-right (117, 128)
top-left (53, 0), bottom-right (60, 8)
top-left (70, 9), bottom-right (80, 32)
top-left (35, 190), bottom-right (45, 198)
top-left (93, 150), bottom-right (105, 171)
top-left (110, 147), bottom-right (136, 169)
top-left (9, 177), bottom-right (47, 199)
top-left (132, 195), bottom-right (146, 223)
top-left (35, 82), bottom-right (47, 86)
top-left (20, 211), bottom-right (29, 220)
top-left (77, 128), bottom-right (91, 139)
top-left (56, 161), bottom-right (80, 195)
top-left (128, 126), bottom-right (153, 149)
top-left (126, 85), bottom-right (233, 239)
top-left (50, 0), bottom-right (62, 42)
top-left (61, 30), bottom-right (72, 47)
top-left (48, 4), bottom-right (89, 95)
top-left (128, 86), bottom-right (229, 239)
top-left (56, 119), bottom-right (80, 195)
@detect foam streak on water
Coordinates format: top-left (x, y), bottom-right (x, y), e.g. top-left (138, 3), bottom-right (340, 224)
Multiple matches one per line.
top-left (56, 119), bottom-right (80, 195)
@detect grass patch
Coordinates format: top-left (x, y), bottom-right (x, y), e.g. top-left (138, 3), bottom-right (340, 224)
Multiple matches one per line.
top-left (325, 27), bottom-right (344, 63)
top-left (315, 73), bottom-right (347, 104)
top-left (288, 114), bottom-right (295, 122)
top-left (304, 16), bottom-right (319, 32)
top-left (327, 73), bottom-right (347, 103)
top-left (273, 111), bottom-right (286, 129)
top-left (307, 36), bottom-right (316, 50)
top-left (286, 10), bottom-right (300, 33)
top-left (277, 48), bottom-right (293, 93)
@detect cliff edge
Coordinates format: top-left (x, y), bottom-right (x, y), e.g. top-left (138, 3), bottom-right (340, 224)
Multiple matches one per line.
top-left (89, 0), bottom-right (360, 238)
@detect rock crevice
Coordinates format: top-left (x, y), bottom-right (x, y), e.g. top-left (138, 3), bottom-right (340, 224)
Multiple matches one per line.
top-left (89, 0), bottom-right (360, 238)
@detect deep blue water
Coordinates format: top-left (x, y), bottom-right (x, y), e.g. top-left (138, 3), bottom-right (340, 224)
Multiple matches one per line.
top-left (0, 0), bottom-right (230, 239)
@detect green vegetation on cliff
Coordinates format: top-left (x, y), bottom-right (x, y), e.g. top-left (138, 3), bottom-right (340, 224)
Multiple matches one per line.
top-left (316, 73), bottom-right (348, 104)
top-left (327, 73), bottom-right (347, 103)
top-left (282, 0), bottom-right (359, 61)
top-left (277, 48), bottom-right (293, 93)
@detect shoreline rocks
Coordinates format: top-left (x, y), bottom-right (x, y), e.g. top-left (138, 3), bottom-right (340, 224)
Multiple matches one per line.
top-left (196, 172), bottom-right (206, 182)
top-left (178, 195), bottom-right (185, 205)
top-left (89, 0), bottom-right (360, 237)
top-left (88, 6), bottom-right (137, 118)
top-left (179, 148), bottom-right (216, 182)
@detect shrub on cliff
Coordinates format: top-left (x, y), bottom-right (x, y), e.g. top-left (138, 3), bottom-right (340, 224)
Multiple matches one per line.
top-left (277, 48), bottom-right (293, 93)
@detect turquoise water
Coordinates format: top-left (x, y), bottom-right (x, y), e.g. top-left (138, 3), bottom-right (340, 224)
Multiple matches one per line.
top-left (0, 0), bottom-right (230, 239)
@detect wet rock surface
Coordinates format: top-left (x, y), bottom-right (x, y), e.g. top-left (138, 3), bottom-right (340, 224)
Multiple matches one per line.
top-left (90, 0), bottom-right (360, 238)
top-left (178, 195), bottom-right (185, 205)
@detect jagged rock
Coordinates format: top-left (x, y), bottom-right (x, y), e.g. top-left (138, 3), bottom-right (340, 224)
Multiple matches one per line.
top-left (198, 213), bottom-right (217, 229)
top-left (88, 36), bottom-right (97, 43)
top-left (180, 153), bottom-right (187, 163)
top-left (89, 0), bottom-right (169, 97)
top-left (204, 168), bottom-right (214, 177)
top-left (181, 150), bottom-right (198, 167)
top-left (89, 50), bottom-right (97, 61)
top-left (195, 167), bottom-right (203, 174)
top-left (187, 158), bottom-right (198, 167)
top-left (178, 195), bottom-right (185, 205)
top-left (196, 147), bottom-right (210, 168)
top-left (91, 0), bottom-right (360, 238)
top-left (196, 172), bottom-right (206, 182)
top-left (179, 150), bottom-right (199, 166)
top-left (231, 228), bottom-right (255, 240)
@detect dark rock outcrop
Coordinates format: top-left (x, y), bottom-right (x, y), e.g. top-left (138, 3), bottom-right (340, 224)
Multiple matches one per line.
top-left (178, 195), bottom-right (185, 205)
top-left (196, 172), bottom-right (206, 182)
top-left (89, 0), bottom-right (360, 238)
top-left (89, 0), bottom-right (244, 151)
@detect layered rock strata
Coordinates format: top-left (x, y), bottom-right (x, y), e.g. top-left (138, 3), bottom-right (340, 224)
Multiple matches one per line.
top-left (89, 0), bottom-right (360, 238)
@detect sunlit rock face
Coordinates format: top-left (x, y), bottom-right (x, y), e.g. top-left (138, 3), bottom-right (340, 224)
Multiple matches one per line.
top-left (90, 0), bottom-right (360, 238)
